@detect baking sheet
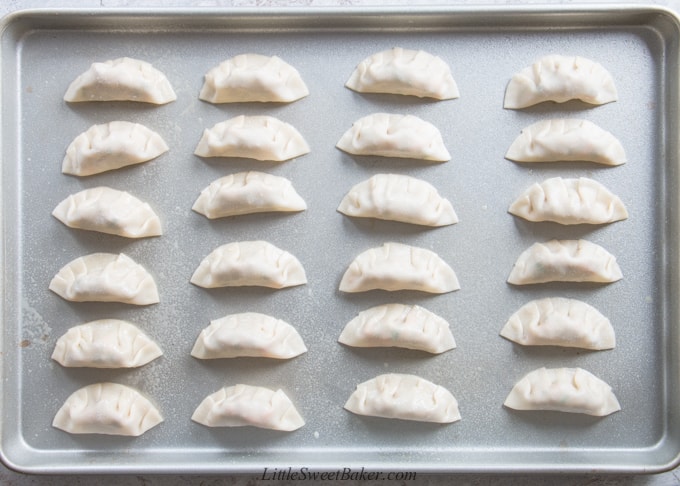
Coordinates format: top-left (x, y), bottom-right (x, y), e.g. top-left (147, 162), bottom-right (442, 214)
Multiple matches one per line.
top-left (1, 5), bottom-right (679, 474)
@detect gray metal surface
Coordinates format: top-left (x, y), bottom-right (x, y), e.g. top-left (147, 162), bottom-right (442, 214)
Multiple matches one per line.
top-left (1, 5), bottom-right (679, 475)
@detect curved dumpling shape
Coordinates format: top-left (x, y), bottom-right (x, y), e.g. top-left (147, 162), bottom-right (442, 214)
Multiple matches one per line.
top-left (504, 367), bottom-right (620, 416)
top-left (194, 115), bottom-right (310, 162)
top-left (507, 239), bottom-right (622, 285)
top-left (345, 47), bottom-right (459, 100)
top-left (339, 242), bottom-right (459, 293)
top-left (193, 171), bottom-right (306, 219)
top-left (339, 303), bottom-right (455, 354)
top-left (191, 312), bottom-right (307, 359)
top-left (52, 187), bottom-right (162, 238)
top-left (190, 241), bottom-right (306, 289)
top-left (344, 373), bottom-right (460, 423)
top-left (53, 383), bottom-right (163, 435)
top-left (500, 298), bottom-right (615, 350)
top-left (62, 121), bottom-right (169, 177)
top-left (64, 57), bottom-right (176, 104)
top-left (336, 113), bottom-right (450, 162)
top-left (49, 253), bottom-right (159, 305)
top-left (199, 54), bottom-right (309, 104)
top-left (508, 177), bottom-right (628, 225)
top-left (52, 319), bottom-right (163, 368)
top-left (337, 173), bottom-right (457, 227)
top-left (505, 119), bottom-right (626, 166)
top-left (192, 384), bottom-right (304, 431)
top-left (504, 54), bottom-right (617, 109)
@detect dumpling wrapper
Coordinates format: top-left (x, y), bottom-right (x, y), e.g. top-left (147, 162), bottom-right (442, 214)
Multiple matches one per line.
top-left (49, 253), bottom-right (159, 305)
top-left (345, 47), bottom-right (459, 100)
top-left (508, 177), bottom-right (628, 225)
top-left (339, 303), bottom-right (455, 354)
top-left (194, 115), bottom-right (310, 162)
top-left (64, 57), bottom-right (176, 104)
top-left (337, 173), bottom-right (457, 227)
top-left (192, 384), bottom-right (304, 431)
top-left (339, 242), bottom-right (459, 294)
top-left (199, 54), bottom-right (309, 104)
top-left (504, 367), bottom-right (620, 416)
top-left (52, 319), bottom-right (163, 368)
top-left (192, 171), bottom-right (306, 219)
top-left (500, 297), bottom-right (615, 350)
top-left (52, 186), bottom-right (162, 238)
top-left (191, 241), bottom-right (307, 289)
top-left (53, 382), bottom-right (163, 436)
top-left (336, 113), bottom-right (450, 162)
top-left (191, 312), bottom-right (307, 359)
top-left (504, 54), bottom-right (617, 109)
top-left (505, 119), bottom-right (626, 166)
top-left (345, 373), bottom-right (460, 423)
top-left (507, 239), bottom-right (622, 285)
top-left (62, 121), bottom-right (168, 177)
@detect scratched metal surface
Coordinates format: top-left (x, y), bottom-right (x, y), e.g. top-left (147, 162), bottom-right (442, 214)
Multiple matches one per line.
top-left (1, 5), bottom-right (679, 474)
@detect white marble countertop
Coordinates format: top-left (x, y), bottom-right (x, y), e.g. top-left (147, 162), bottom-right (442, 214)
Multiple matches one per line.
top-left (2, 1), bottom-right (680, 484)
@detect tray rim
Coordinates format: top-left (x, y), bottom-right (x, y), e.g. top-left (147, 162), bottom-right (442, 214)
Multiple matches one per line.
top-left (2, 3), bottom-right (680, 475)
top-left (3, 3), bottom-right (680, 29)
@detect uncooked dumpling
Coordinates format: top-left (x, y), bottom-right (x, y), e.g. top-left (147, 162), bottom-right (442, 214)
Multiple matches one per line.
top-left (53, 382), bottom-right (163, 435)
top-left (62, 121), bottom-right (168, 176)
top-left (337, 173), bottom-right (457, 227)
top-left (192, 384), bottom-right (304, 431)
top-left (190, 241), bottom-right (306, 289)
top-left (52, 319), bottom-right (162, 368)
top-left (199, 54), bottom-right (309, 103)
top-left (504, 54), bottom-right (617, 109)
top-left (191, 312), bottom-right (307, 359)
top-left (336, 113), bottom-right (450, 162)
top-left (345, 47), bottom-right (459, 100)
top-left (508, 177), bottom-right (628, 225)
top-left (507, 239), bottom-right (622, 285)
top-left (339, 242), bottom-right (459, 293)
top-left (49, 253), bottom-right (159, 305)
top-left (52, 187), bottom-right (162, 238)
top-left (64, 57), bottom-right (176, 104)
top-left (344, 373), bottom-right (460, 423)
top-left (192, 171), bottom-right (306, 219)
top-left (194, 116), bottom-right (310, 162)
top-left (505, 119), bottom-right (626, 166)
top-left (504, 367), bottom-right (620, 416)
top-left (500, 298), bottom-right (615, 350)
top-left (339, 303), bottom-right (455, 354)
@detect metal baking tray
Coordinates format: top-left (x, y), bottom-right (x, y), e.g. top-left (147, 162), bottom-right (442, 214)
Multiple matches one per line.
top-left (1, 5), bottom-right (679, 475)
